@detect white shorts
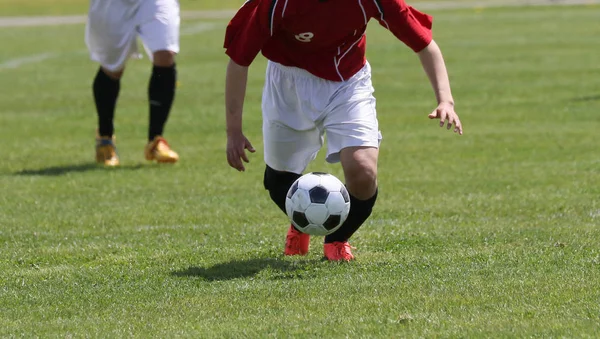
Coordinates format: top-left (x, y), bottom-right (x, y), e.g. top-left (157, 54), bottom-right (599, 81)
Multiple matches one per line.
top-left (262, 61), bottom-right (382, 174)
top-left (85, 0), bottom-right (180, 72)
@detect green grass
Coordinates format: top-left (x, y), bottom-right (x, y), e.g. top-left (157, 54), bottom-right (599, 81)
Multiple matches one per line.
top-left (1, 3), bottom-right (600, 338)
top-left (0, 0), bottom-right (241, 15)
top-left (0, 0), bottom-right (526, 16)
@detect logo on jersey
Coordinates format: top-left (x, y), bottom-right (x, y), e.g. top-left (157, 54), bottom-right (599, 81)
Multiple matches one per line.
top-left (295, 32), bottom-right (314, 43)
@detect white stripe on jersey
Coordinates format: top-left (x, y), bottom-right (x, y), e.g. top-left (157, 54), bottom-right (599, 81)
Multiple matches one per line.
top-left (270, 0), bottom-right (279, 35)
top-left (371, 0), bottom-right (389, 29)
top-left (333, 56), bottom-right (344, 81)
top-left (281, 0), bottom-right (290, 17)
top-left (357, 0), bottom-right (367, 25)
top-left (333, 34), bottom-right (365, 81)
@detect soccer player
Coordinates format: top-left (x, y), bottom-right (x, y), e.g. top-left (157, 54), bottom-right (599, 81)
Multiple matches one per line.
top-left (86, 0), bottom-right (180, 166)
top-left (224, 0), bottom-right (463, 261)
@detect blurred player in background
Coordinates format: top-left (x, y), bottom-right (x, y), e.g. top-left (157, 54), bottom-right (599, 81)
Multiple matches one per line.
top-left (86, 0), bottom-right (180, 166)
top-left (224, 0), bottom-right (463, 261)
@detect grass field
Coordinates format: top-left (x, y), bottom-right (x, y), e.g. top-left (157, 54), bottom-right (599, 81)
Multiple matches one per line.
top-left (1, 1), bottom-right (600, 338)
top-left (0, 0), bottom-right (560, 16)
top-left (0, 0), bottom-right (239, 15)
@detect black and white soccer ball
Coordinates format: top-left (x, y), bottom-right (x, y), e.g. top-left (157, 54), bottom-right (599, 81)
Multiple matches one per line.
top-left (285, 172), bottom-right (351, 236)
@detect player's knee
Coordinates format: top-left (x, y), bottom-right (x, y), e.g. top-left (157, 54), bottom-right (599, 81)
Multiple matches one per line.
top-left (263, 166), bottom-right (301, 214)
top-left (101, 67), bottom-right (124, 80)
top-left (263, 165), bottom-right (300, 192)
top-left (153, 50), bottom-right (175, 67)
top-left (341, 147), bottom-right (378, 200)
top-left (346, 167), bottom-right (377, 200)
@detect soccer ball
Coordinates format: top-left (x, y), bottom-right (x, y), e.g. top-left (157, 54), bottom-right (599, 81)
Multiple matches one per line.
top-left (285, 172), bottom-right (351, 236)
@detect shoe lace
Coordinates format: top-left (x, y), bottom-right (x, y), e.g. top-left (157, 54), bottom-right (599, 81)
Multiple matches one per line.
top-left (286, 229), bottom-right (300, 250)
top-left (336, 242), bottom-right (355, 258)
top-left (98, 144), bottom-right (118, 158)
top-left (156, 137), bottom-right (171, 149)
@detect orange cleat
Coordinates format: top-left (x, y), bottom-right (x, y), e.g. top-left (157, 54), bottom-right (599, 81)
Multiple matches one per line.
top-left (284, 224), bottom-right (310, 256)
top-left (145, 136), bottom-right (179, 163)
top-left (323, 241), bottom-right (355, 261)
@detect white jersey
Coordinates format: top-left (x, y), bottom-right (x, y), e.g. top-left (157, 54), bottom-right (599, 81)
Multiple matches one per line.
top-left (86, 0), bottom-right (180, 71)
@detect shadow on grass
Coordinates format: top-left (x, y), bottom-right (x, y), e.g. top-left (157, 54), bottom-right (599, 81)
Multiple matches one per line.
top-left (14, 162), bottom-right (144, 176)
top-left (572, 94), bottom-right (600, 102)
top-left (171, 258), bottom-right (317, 281)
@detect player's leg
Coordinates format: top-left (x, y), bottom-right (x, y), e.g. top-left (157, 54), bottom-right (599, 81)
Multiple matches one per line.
top-left (322, 62), bottom-right (381, 261)
top-left (263, 121), bottom-right (322, 256)
top-left (329, 146), bottom-right (379, 241)
top-left (138, 0), bottom-right (180, 163)
top-left (85, 0), bottom-right (139, 166)
top-left (92, 67), bottom-right (123, 166)
top-left (93, 67), bottom-right (123, 138)
top-left (261, 61), bottom-right (324, 255)
top-left (322, 149), bottom-right (379, 261)
top-left (264, 165), bottom-right (308, 256)
top-left (147, 50), bottom-right (176, 142)
top-left (262, 123), bottom-right (322, 215)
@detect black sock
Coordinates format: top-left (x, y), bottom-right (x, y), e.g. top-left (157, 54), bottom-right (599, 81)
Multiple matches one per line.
top-left (148, 64), bottom-right (177, 141)
top-left (324, 189), bottom-right (378, 243)
top-left (263, 165), bottom-right (301, 215)
top-left (93, 68), bottom-right (120, 137)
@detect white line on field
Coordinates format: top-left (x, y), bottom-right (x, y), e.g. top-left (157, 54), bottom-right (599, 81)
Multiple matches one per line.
top-left (180, 22), bottom-right (218, 35)
top-left (0, 23), bottom-right (218, 71)
top-left (0, 0), bottom-right (598, 28)
top-left (0, 52), bottom-right (57, 70)
top-left (0, 15), bottom-right (86, 27)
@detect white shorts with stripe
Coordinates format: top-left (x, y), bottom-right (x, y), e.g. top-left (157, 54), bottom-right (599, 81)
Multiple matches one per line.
top-left (85, 0), bottom-right (180, 72)
top-left (262, 61), bottom-right (382, 174)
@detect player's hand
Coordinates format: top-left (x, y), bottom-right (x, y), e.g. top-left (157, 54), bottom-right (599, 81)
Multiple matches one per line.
top-left (428, 102), bottom-right (463, 135)
top-left (226, 131), bottom-right (255, 172)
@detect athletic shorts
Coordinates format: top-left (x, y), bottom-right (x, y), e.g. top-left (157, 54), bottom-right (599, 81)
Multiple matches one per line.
top-left (262, 61), bottom-right (382, 174)
top-left (85, 0), bottom-right (180, 72)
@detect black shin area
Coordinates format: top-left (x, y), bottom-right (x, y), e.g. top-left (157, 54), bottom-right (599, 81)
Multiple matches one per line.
top-left (324, 189), bottom-right (378, 243)
top-left (148, 64), bottom-right (177, 141)
top-left (263, 165), bottom-right (301, 215)
top-left (93, 68), bottom-right (120, 137)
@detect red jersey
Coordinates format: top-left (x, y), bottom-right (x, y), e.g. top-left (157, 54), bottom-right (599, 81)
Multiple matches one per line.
top-left (224, 0), bottom-right (433, 81)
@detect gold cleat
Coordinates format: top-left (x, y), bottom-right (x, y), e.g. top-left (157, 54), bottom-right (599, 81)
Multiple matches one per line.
top-left (145, 136), bottom-right (179, 163)
top-left (95, 136), bottom-right (120, 167)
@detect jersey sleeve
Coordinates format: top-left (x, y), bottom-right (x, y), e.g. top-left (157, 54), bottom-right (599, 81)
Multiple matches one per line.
top-left (223, 0), bottom-right (283, 66)
top-left (375, 0), bottom-right (433, 52)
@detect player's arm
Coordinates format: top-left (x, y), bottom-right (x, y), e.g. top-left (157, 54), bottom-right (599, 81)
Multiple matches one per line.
top-left (376, 0), bottom-right (462, 134)
top-left (418, 40), bottom-right (462, 134)
top-left (225, 59), bottom-right (254, 171)
top-left (223, 0), bottom-right (284, 171)
top-left (225, 60), bottom-right (248, 137)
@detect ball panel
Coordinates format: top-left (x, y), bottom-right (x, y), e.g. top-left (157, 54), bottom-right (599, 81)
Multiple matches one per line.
top-left (323, 214), bottom-right (341, 231)
top-left (292, 211), bottom-right (309, 228)
top-left (285, 197), bottom-right (294, 219)
top-left (342, 201), bottom-right (350, 219)
top-left (291, 188), bottom-right (312, 211)
top-left (319, 174), bottom-right (344, 192)
top-left (303, 224), bottom-right (329, 236)
top-left (305, 204), bottom-right (329, 225)
top-left (340, 185), bottom-right (350, 203)
top-left (324, 191), bottom-right (347, 214)
top-left (297, 173), bottom-right (321, 190)
top-left (286, 180), bottom-right (299, 199)
top-left (309, 185), bottom-right (329, 204)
